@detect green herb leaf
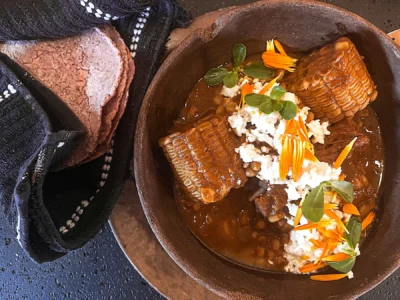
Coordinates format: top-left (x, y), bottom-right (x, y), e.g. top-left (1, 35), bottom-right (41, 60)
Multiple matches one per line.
top-left (244, 94), bottom-right (270, 107)
top-left (233, 44), bottom-right (246, 67)
top-left (330, 180), bottom-right (354, 203)
top-left (328, 257), bottom-right (356, 273)
top-left (342, 248), bottom-right (358, 257)
top-left (280, 101), bottom-right (297, 120)
top-left (346, 217), bottom-right (362, 249)
top-left (259, 99), bottom-right (274, 114)
top-left (204, 68), bottom-right (229, 86)
top-left (223, 71), bottom-right (238, 88)
top-left (270, 86), bottom-right (287, 101)
top-left (302, 183), bottom-right (326, 223)
top-left (242, 62), bottom-right (274, 79)
top-left (272, 100), bottom-right (283, 112)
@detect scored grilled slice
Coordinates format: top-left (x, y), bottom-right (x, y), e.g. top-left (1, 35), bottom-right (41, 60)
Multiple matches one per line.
top-left (159, 116), bottom-right (247, 203)
top-left (283, 37), bottom-right (378, 123)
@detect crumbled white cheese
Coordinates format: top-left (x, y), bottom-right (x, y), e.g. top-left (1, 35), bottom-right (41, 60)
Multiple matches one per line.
top-left (284, 227), bottom-right (324, 273)
top-left (236, 144), bottom-right (261, 163)
top-left (228, 109), bottom-right (251, 136)
top-left (347, 271), bottom-right (354, 279)
top-left (307, 120), bottom-right (331, 144)
top-left (221, 84), bottom-right (240, 98)
top-left (228, 82), bottom-right (351, 274)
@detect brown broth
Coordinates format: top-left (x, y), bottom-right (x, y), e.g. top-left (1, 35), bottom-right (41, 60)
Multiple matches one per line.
top-left (173, 70), bottom-right (384, 272)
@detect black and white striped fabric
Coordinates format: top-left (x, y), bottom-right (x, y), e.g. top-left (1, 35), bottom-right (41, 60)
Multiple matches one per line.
top-left (0, 0), bottom-right (190, 262)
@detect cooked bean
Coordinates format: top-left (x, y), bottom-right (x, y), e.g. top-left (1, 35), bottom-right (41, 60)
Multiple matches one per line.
top-left (254, 219), bottom-right (266, 230)
top-left (246, 167), bottom-right (257, 177)
top-left (225, 102), bottom-right (237, 115)
top-left (268, 212), bottom-right (285, 223)
top-left (258, 235), bottom-right (267, 243)
top-left (256, 247), bottom-right (265, 257)
top-left (281, 233), bottom-right (290, 244)
top-left (251, 231), bottom-right (259, 239)
top-left (280, 223), bottom-right (293, 233)
top-left (193, 202), bottom-right (201, 211)
top-left (251, 161), bottom-right (262, 172)
top-left (361, 175), bottom-right (369, 187)
top-left (214, 95), bottom-right (222, 105)
top-left (267, 250), bottom-right (275, 261)
top-left (222, 98), bottom-right (232, 105)
top-left (277, 218), bottom-right (287, 228)
top-left (271, 239), bottom-right (281, 251)
top-left (275, 256), bottom-right (286, 265)
top-left (352, 177), bottom-right (363, 190)
top-left (216, 104), bottom-right (225, 115)
top-left (243, 162), bottom-right (250, 168)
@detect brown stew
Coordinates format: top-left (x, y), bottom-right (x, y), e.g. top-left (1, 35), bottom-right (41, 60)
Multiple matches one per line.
top-left (172, 70), bottom-right (384, 272)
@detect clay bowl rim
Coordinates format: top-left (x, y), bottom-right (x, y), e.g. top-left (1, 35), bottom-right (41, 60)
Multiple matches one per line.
top-left (135, 0), bottom-right (400, 298)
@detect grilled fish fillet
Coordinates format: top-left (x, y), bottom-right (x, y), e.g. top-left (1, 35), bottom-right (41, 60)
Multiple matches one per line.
top-left (159, 116), bottom-right (247, 203)
top-left (283, 37), bottom-right (378, 123)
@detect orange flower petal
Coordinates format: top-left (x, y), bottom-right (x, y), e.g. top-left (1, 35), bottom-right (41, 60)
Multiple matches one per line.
top-left (274, 40), bottom-right (288, 56)
top-left (293, 207), bottom-right (302, 227)
top-left (292, 140), bottom-right (305, 182)
top-left (324, 209), bottom-right (349, 233)
top-left (322, 253), bottom-right (351, 262)
top-left (266, 39), bottom-right (275, 52)
top-left (299, 262), bottom-right (328, 274)
top-left (297, 117), bottom-right (308, 141)
top-left (294, 221), bottom-right (333, 231)
top-left (279, 136), bottom-right (293, 180)
top-left (262, 51), bottom-right (297, 72)
top-left (305, 147), bottom-right (319, 162)
top-left (284, 119), bottom-right (298, 136)
top-left (259, 75), bottom-right (279, 95)
top-left (343, 204), bottom-right (361, 216)
top-left (362, 211), bottom-right (375, 230)
top-left (333, 138), bottom-right (357, 169)
top-left (339, 173), bottom-right (345, 181)
top-left (240, 83), bottom-right (253, 107)
top-left (325, 230), bottom-right (345, 242)
top-left (310, 239), bottom-right (325, 249)
top-left (310, 273), bottom-right (349, 282)
top-left (324, 203), bottom-right (338, 210)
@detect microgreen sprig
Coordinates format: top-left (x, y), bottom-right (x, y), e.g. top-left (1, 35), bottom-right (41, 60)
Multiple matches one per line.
top-left (204, 44), bottom-right (274, 87)
top-left (244, 86), bottom-right (297, 120)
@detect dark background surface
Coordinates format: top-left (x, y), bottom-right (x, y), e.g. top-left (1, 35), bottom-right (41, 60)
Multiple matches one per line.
top-left (0, 0), bottom-right (399, 299)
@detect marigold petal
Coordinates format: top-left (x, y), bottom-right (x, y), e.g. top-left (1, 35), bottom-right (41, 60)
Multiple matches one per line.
top-left (274, 40), bottom-right (288, 55)
top-left (333, 138), bottom-right (357, 168)
top-left (294, 221), bottom-right (333, 231)
top-left (259, 75), bottom-right (279, 95)
top-left (324, 209), bottom-right (349, 233)
top-left (362, 211), bottom-right (375, 230)
top-left (343, 203), bottom-right (361, 216)
top-left (322, 253), bottom-right (351, 262)
top-left (240, 83), bottom-right (253, 107)
top-left (305, 147), bottom-right (319, 162)
top-left (310, 273), bottom-right (348, 281)
top-left (299, 262), bottom-right (328, 273)
top-left (292, 140), bottom-right (305, 182)
top-left (279, 136), bottom-right (293, 180)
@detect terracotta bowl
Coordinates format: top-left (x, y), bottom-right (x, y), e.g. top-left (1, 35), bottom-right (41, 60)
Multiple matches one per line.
top-left (135, 0), bottom-right (400, 298)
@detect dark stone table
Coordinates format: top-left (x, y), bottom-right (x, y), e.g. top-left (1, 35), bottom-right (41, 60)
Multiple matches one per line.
top-left (0, 0), bottom-right (399, 299)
